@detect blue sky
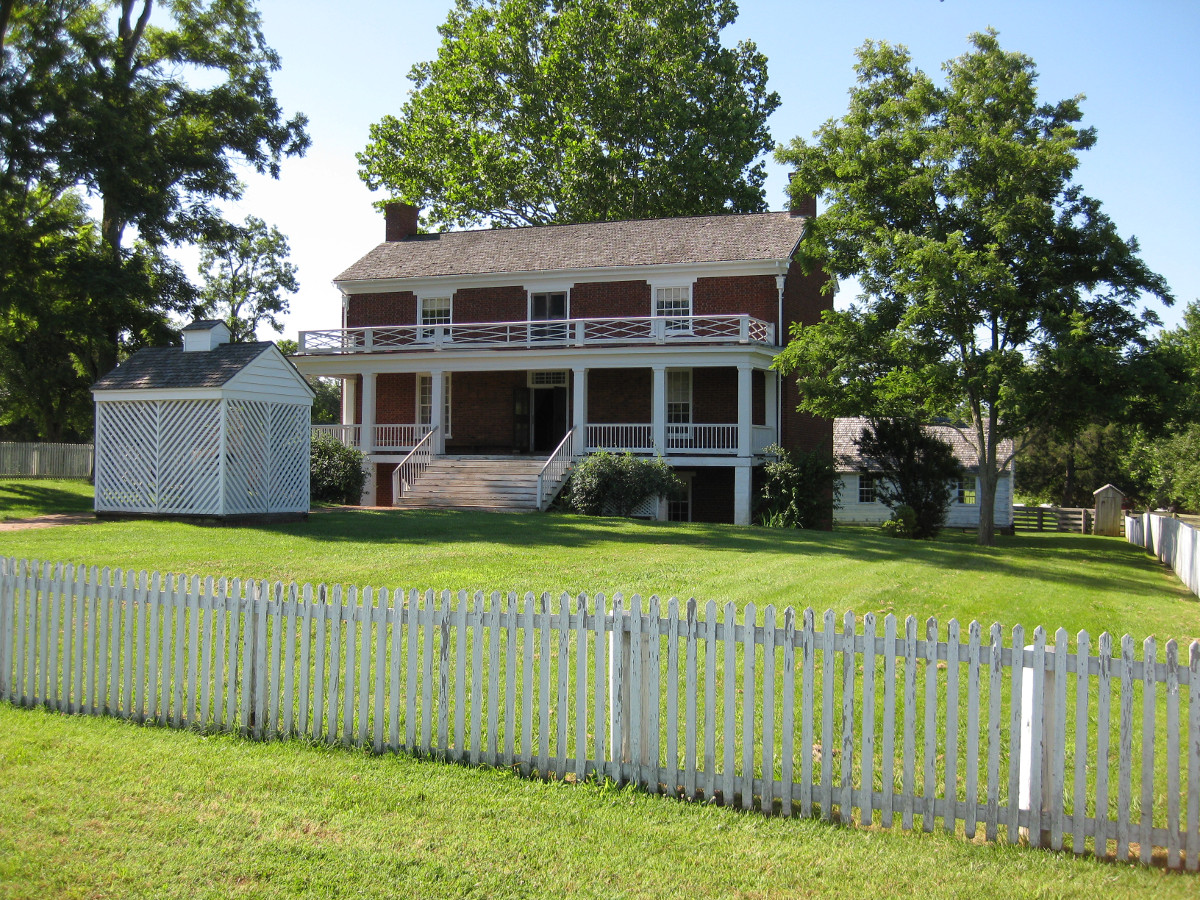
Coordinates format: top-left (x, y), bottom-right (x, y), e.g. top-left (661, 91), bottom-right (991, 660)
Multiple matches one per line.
top-left (214, 0), bottom-right (1199, 338)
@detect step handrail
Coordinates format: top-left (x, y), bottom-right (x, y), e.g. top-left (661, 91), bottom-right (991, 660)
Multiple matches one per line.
top-left (537, 426), bottom-right (577, 511)
top-left (392, 425), bottom-right (439, 503)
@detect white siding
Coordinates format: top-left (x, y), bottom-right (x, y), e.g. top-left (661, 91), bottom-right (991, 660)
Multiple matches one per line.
top-left (225, 348), bottom-right (314, 403)
top-left (834, 473), bottom-right (1013, 528)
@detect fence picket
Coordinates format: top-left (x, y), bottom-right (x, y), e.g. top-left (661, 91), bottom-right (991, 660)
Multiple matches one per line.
top-left (882, 614), bottom-right (897, 829)
top-left (1140, 636), bottom-right (1156, 865)
top-left (283, 583), bottom-right (297, 740)
top-left (742, 602), bottom-right (757, 811)
top-left (13, 560), bottom-right (27, 706)
top-left (497, 592), bottom-right (511, 766)
top-left (1165, 639), bottom-right (1180, 869)
top-left (629, 595), bottom-right (643, 788)
top-left (821, 609), bottom-right (835, 822)
top-left (389, 590), bottom-right (404, 754)
top-left (611, 595), bottom-right (625, 785)
top-left (902, 616), bottom-right (917, 832)
top-left (1051, 631), bottom-right (1068, 851)
top-left (723, 602), bottom-right (737, 805)
top-left (684, 599), bottom-right (699, 802)
top-left (49, 565), bottom-right (64, 711)
top-left (666, 598), bottom-right (680, 794)
top-left (146, 573), bottom-right (160, 723)
top-left (298, 584), bottom-right (313, 738)
top-left (1095, 632), bottom-right (1113, 858)
top-left (861, 613), bottom-right (876, 827)
top-left (420, 589), bottom-right (435, 755)
top-left (92, 568), bottom-right (107, 716)
top-left (841, 611), bottom-right (855, 824)
top-left (404, 589), bottom-right (417, 752)
top-left (437, 594), bottom-right (450, 758)
top-left (343, 585), bottom-right (360, 746)
top-left (521, 593), bottom-right (535, 771)
top-left (0, 560), bottom-right (11, 704)
top-left (593, 594), bottom-right (608, 780)
top-left (172, 574), bottom-right (187, 728)
top-left (538, 593), bottom-right (553, 776)
top-left (187, 575), bottom-right (201, 727)
top-left (313, 586), bottom-right (328, 741)
top-left (1006, 625), bottom-right (1025, 844)
top-left (325, 584), bottom-right (342, 744)
top-left (781, 608), bottom-right (796, 817)
top-left (1029, 629), bottom-right (1047, 849)
top-left (133, 571), bottom-right (146, 723)
top-left (360, 588), bottom-right (376, 750)
top-left (96, 567), bottom-right (109, 715)
top-left (1072, 631), bottom-right (1091, 855)
top-left (253, 581), bottom-right (269, 740)
top-left (965, 621), bottom-right (981, 838)
top-left (801, 608), bottom-right (815, 818)
top-left (761, 605), bottom-right (776, 814)
top-left (574, 593), bottom-right (588, 783)
top-left (1117, 634), bottom-right (1135, 860)
top-left (944, 619), bottom-right (960, 835)
top-left (704, 600), bottom-right (718, 803)
top-left (373, 588), bottom-right (389, 754)
top-left (1187, 641), bottom-right (1199, 871)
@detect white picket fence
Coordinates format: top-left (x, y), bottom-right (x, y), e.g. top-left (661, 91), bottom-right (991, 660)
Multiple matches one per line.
top-left (1, 556), bottom-right (1197, 868)
top-left (0, 442), bottom-right (93, 479)
top-left (1128, 513), bottom-right (1200, 599)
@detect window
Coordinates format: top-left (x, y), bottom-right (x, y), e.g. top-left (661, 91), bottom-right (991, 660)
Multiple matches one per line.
top-left (418, 296), bottom-right (451, 340)
top-left (530, 291), bottom-right (568, 340)
top-left (655, 286), bottom-right (691, 331)
top-left (668, 474), bottom-right (693, 522)
top-left (666, 369), bottom-right (691, 448)
top-left (955, 476), bottom-right (977, 505)
top-left (858, 474), bottom-right (876, 504)
top-left (418, 373), bottom-right (452, 437)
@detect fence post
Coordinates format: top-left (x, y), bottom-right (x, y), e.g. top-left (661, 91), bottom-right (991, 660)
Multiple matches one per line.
top-left (1019, 641), bottom-right (1056, 846)
top-left (241, 581), bottom-right (257, 737)
top-left (608, 606), bottom-right (653, 776)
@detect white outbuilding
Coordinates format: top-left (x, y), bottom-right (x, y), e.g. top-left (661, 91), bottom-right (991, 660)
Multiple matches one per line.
top-left (91, 320), bottom-right (314, 518)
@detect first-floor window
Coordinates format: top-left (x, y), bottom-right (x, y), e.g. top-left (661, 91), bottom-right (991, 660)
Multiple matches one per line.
top-left (955, 475), bottom-right (977, 505)
top-left (418, 373), bottom-right (452, 437)
top-left (668, 474), bottom-right (692, 522)
top-left (858, 473), bottom-right (876, 504)
top-left (666, 369), bottom-right (692, 448)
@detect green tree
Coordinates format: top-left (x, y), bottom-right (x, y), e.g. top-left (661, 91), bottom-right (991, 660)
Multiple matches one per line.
top-left (774, 31), bottom-right (1171, 545)
top-left (197, 216), bottom-right (298, 343)
top-left (854, 419), bottom-right (962, 539)
top-left (358, 0), bottom-right (778, 229)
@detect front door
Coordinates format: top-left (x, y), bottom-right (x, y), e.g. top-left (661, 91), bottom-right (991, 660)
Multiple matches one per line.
top-left (531, 386), bottom-right (568, 453)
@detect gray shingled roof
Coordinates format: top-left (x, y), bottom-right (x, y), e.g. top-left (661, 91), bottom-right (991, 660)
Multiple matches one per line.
top-left (92, 343), bottom-right (275, 391)
top-left (834, 417), bottom-right (1014, 472)
top-left (336, 211), bottom-right (807, 282)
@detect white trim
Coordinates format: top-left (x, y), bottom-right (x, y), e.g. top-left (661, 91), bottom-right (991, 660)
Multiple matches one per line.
top-left (526, 287), bottom-right (572, 321)
top-left (335, 259), bottom-right (790, 297)
top-left (417, 372), bottom-right (452, 438)
top-left (417, 294), bottom-right (453, 325)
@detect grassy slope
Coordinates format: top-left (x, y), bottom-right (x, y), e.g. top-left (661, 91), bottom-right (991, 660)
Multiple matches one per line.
top-left (1, 704), bottom-right (1192, 900)
top-left (0, 478), bottom-right (93, 520)
top-left (0, 505), bottom-right (1194, 644)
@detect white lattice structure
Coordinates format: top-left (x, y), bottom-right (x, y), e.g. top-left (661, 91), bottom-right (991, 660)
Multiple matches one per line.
top-left (92, 322), bottom-right (314, 517)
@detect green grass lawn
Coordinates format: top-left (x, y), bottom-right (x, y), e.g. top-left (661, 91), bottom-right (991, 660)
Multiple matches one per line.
top-left (1, 486), bottom-right (1198, 896)
top-left (0, 478), bottom-right (93, 521)
top-left (1, 703), bottom-right (1194, 900)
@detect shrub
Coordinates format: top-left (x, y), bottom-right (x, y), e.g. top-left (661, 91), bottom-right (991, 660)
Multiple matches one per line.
top-left (855, 418), bottom-right (962, 539)
top-left (880, 504), bottom-right (917, 538)
top-left (756, 443), bottom-right (839, 528)
top-left (569, 451), bottom-right (682, 517)
top-left (310, 433), bottom-right (367, 504)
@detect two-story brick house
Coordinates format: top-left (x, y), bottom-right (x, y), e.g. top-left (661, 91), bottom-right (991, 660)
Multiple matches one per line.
top-left (290, 199), bottom-right (831, 525)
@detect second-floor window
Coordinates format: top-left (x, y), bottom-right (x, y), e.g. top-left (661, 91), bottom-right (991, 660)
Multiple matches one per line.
top-left (530, 291), bottom-right (568, 340)
top-left (419, 297), bottom-right (451, 340)
top-left (655, 286), bottom-right (692, 331)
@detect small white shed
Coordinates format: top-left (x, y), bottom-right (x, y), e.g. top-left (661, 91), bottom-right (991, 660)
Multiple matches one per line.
top-left (92, 321), bottom-right (315, 518)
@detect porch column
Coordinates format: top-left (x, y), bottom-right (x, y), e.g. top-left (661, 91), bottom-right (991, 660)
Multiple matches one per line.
top-left (430, 368), bottom-right (446, 454)
top-left (764, 369), bottom-right (778, 449)
top-left (572, 366), bottom-right (587, 442)
top-left (734, 464), bottom-right (753, 526)
top-left (360, 372), bottom-right (377, 506)
top-left (737, 364), bottom-right (753, 458)
top-left (341, 377), bottom-right (356, 428)
top-left (651, 365), bottom-right (667, 455)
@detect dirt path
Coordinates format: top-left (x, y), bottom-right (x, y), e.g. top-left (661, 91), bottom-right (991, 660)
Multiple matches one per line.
top-left (0, 513), bottom-right (96, 531)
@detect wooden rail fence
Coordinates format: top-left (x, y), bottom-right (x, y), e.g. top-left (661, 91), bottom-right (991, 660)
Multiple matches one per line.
top-left (0, 442), bottom-right (93, 479)
top-left (1, 557), bottom-right (1197, 867)
top-left (1012, 504), bottom-right (1101, 534)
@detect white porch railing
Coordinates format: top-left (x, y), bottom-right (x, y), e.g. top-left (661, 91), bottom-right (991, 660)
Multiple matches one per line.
top-left (585, 424), bottom-right (653, 453)
top-left (312, 424), bottom-right (361, 447)
top-left (752, 425), bottom-right (776, 454)
top-left (537, 427), bottom-right (578, 511)
top-left (668, 424), bottom-right (739, 453)
top-left (297, 315), bottom-right (776, 354)
top-left (392, 426), bottom-right (438, 502)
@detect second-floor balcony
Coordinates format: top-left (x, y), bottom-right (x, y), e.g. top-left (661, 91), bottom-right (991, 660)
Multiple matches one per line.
top-left (297, 314), bottom-right (775, 355)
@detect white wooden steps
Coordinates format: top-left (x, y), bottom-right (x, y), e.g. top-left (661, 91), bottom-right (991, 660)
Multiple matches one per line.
top-left (391, 455), bottom-right (546, 511)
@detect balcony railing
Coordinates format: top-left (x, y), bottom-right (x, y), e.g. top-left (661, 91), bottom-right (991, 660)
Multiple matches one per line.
top-left (312, 423), bottom-right (432, 452)
top-left (584, 423), bottom-right (776, 455)
top-left (297, 315), bottom-right (775, 355)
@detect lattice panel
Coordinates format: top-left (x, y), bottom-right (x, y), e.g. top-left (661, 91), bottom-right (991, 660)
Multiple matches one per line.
top-left (157, 400), bottom-right (221, 514)
top-left (225, 400), bottom-right (270, 514)
top-left (268, 403), bottom-right (310, 512)
top-left (95, 401), bottom-right (159, 512)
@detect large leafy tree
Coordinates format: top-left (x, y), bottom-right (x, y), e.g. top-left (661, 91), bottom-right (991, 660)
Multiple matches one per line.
top-left (0, 0), bottom-right (308, 438)
top-left (358, 0), bottom-right (779, 229)
top-left (197, 215), bottom-right (298, 343)
top-left (774, 31), bottom-right (1171, 545)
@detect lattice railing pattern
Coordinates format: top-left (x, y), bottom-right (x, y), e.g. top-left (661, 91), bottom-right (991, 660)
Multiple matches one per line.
top-left (269, 404), bottom-right (311, 513)
top-left (96, 399), bottom-right (309, 515)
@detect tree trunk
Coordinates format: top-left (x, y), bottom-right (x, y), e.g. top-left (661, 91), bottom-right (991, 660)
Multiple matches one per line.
top-left (1062, 436), bottom-right (1076, 507)
top-left (974, 410), bottom-right (1001, 546)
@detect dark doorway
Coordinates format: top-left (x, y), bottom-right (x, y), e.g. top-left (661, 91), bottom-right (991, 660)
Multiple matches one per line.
top-left (531, 386), bottom-right (568, 452)
top-left (513, 388), bottom-right (531, 454)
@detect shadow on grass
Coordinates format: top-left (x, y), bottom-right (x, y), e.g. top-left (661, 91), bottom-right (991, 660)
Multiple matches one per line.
top-left (0, 481), bottom-right (93, 518)
top-left (215, 507), bottom-right (1193, 601)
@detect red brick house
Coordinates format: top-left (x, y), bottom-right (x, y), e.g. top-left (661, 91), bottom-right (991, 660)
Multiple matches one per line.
top-left (291, 200), bottom-right (831, 524)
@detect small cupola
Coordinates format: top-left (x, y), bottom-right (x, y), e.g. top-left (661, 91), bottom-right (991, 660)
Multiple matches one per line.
top-left (182, 319), bottom-right (232, 352)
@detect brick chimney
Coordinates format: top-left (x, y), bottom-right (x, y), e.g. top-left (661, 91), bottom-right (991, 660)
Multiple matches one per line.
top-left (787, 173), bottom-right (816, 218)
top-left (384, 201), bottom-right (420, 241)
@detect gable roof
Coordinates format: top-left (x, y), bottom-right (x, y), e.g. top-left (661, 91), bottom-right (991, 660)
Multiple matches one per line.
top-left (834, 417), bottom-right (1015, 473)
top-left (336, 211), bottom-right (807, 283)
top-left (93, 342), bottom-right (279, 392)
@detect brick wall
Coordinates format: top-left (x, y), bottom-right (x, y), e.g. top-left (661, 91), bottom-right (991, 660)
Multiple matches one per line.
top-left (346, 291), bottom-right (417, 327)
top-left (375, 463), bottom-right (395, 507)
top-left (375, 373), bottom-right (416, 424)
top-left (691, 367), bottom-right (735, 424)
top-left (570, 280), bottom-right (651, 319)
top-left (445, 370), bottom-right (527, 453)
top-left (693, 275), bottom-right (777, 323)
top-left (587, 368), bottom-right (651, 422)
top-left (780, 255), bottom-right (833, 457)
top-left (453, 285), bottom-right (527, 323)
